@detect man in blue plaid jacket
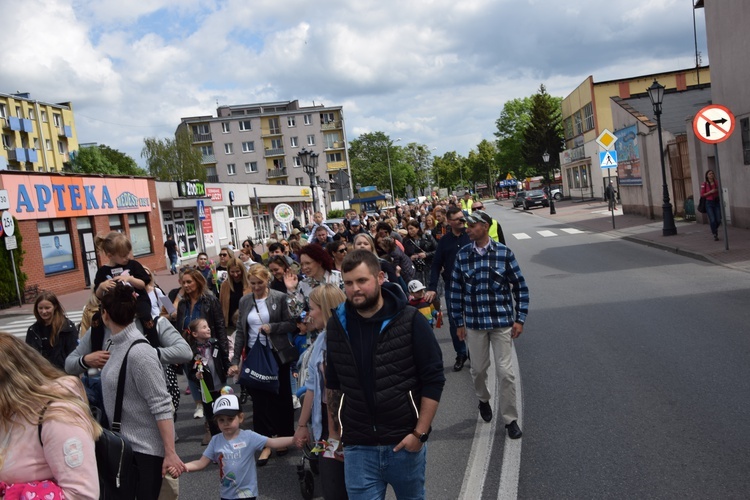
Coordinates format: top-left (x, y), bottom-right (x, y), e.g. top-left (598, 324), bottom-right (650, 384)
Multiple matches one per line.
top-left (448, 210), bottom-right (529, 439)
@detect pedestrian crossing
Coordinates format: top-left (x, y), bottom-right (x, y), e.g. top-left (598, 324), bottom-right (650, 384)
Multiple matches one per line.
top-left (1, 310), bottom-right (84, 339)
top-left (511, 228), bottom-right (585, 240)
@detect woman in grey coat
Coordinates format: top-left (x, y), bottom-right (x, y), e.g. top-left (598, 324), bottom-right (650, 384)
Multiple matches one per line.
top-left (228, 264), bottom-right (296, 466)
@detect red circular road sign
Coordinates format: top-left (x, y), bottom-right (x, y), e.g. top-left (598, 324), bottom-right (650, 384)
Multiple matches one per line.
top-left (693, 104), bottom-right (735, 144)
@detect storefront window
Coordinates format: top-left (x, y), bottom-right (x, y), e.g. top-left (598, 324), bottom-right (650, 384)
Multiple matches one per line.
top-left (173, 210), bottom-right (198, 258)
top-left (38, 220), bottom-right (75, 275)
top-left (573, 169), bottom-right (581, 188)
top-left (109, 214), bottom-right (123, 232)
top-left (128, 213), bottom-right (152, 256)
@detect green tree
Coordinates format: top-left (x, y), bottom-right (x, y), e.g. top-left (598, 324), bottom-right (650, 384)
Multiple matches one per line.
top-left (521, 84), bottom-right (564, 185)
top-left (466, 139), bottom-right (499, 191)
top-left (403, 142), bottom-right (433, 196)
top-left (494, 97), bottom-right (533, 179)
top-left (348, 132), bottom-right (413, 200)
top-left (0, 216), bottom-right (26, 305)
top-left (141, 128), bottom-right (205, 181)
top-left (71, 145), bottom-right (147, 176)
top-left (432, 151), bottom-right (466, 191)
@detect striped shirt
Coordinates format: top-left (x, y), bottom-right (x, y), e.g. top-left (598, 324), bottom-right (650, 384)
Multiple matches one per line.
top-left (449, 239), bottom-right (529, 330)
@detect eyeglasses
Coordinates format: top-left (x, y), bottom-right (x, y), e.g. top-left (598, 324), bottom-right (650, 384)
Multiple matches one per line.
top-left (472, 206), bottom-right (484, 210)
top-left (242, 243), bottom-right (250, 247)
top-left (451, 217), bottom-right (466, 223)
top-left (337, 248), bottom-right (348, 254)
top-left (219, 253), bottom-right (228, 257)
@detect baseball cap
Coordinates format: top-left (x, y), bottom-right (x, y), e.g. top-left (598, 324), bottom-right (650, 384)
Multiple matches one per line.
top-left (465, 210), bottom-right (492, 225)
top-left (350, 218), bottom-right (360, 226)
top-left (213, 394), bottom-right (242, 417)
top-left (408, 280), bottom-right (426, 293)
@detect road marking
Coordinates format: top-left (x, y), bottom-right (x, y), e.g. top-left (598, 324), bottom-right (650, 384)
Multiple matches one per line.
top-left (561, 228), bottom-right (584, 234)
top-left (498, 345), bottom-right (523, 500)
top-left (458, 359), bottom-right (498, 499)
top-left (537, 230), bottom-right (557, 237)
top-left (513, 233), bottom-right (531, 240)
top-left (2, 311), bottom-right (83, 338)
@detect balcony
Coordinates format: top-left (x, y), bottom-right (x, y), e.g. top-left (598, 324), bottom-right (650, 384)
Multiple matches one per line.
top-left (20, 119), bottom-right (34, 134)
top-left (193, 132), bottom-right (213, 143)
top-left (321, 120), bottom-right (342, 130)
top-left (325, 141), bottom-right (344, 150)
top-left (264, 147), bottom-right (285, 157)
top-left (57, 125), bottom-right (72, 138)
top-left (5, 117), bottom-right (21, 131)
top-left (207, 175), bottom-right (219, 182)
top-left (7, 148), bottom-right (37, 163)
top-left (326, 160), bottom-right (347, 172)
top-left (201, 154), bottom-right (216, 164)
top-left (261, 127), bottom-right (282, 137)
top-left (267, 167), bottom-right (288, 178)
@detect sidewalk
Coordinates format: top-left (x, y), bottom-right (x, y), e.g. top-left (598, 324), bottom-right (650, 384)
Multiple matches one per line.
top-left (495, 198), bottom-right (750, 274)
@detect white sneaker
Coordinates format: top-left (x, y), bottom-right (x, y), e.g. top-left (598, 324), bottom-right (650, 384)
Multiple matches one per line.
top-left (292, 395), bottom-right (301, 410)
top-left (193, 406), bottom-right (204, 419)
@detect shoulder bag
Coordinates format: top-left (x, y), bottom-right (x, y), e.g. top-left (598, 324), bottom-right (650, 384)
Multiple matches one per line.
top-left (239, 333), bottom-right (280, 394)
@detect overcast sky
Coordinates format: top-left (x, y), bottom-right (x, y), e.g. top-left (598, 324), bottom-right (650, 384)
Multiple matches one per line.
top-left (1, 0), bottom-right (707, 166)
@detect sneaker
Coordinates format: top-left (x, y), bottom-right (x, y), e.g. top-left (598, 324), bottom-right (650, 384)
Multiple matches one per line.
top-left (193, 405), bottom-right (204, 419)
top-left (478, 401), bottom-right (492, 422)
top-left (505, 420), bottom-right (523, 439)
top-left (453, 354), bottom-right (468, 372)
top-left (714, 234), bottom-right (719, 241)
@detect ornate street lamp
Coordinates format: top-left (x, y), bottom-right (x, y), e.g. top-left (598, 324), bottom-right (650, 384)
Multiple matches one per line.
top-left (298, 148), bottom-right (319, 215)
top-left (647, 80), bottom-right (677, 236)
top-left (542, 151), bottom-right (556, 214)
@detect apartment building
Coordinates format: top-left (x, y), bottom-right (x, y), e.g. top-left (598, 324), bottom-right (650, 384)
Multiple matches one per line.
top-left (0, 92), bottom-right (78, 172)
top-left (177, 100), bottom-right (351, 209)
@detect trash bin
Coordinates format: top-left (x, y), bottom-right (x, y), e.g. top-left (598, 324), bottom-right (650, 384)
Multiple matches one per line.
top-left (684, 197), bottom-right (696, 221)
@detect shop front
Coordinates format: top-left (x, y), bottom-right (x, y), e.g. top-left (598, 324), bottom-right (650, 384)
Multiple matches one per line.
top-left (0, 172), bottom-right (163, 298)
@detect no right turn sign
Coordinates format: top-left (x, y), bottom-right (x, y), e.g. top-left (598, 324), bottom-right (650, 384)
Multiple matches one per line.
top-left (694, 104), bottom-right (735, 144)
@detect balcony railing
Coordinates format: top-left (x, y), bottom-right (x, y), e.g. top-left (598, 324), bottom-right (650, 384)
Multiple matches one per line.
top-left (321, 120), bottom-right (342, 130)
top-left (264, 147), bottom-right (285, 157)
top-left (201, 154), bottom-right (216, 164)
top-left (267, 167), bottom-right (288, 178)
top-left (261, 127), bottom-right (282, 137)
top-left (193, 132), bottom-right (213, 142)
top-left (207, 175), bottom-right (219, 183)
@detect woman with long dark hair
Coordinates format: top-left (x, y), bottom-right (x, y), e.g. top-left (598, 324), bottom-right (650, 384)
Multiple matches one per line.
top-left (327, 240), bottom-right (348, 273)
top-left (285, 243), bottom-right (343, 317)
top-left (700, 169), bottom-right (722, 241)
top-left (26, 291), bottom-right (78, 371)
top-left (402, 220), bottom-right (437, 286)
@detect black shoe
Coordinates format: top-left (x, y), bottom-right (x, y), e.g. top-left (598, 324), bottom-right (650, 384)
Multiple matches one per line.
top-left (714, 234), bottom-right (719, 241)
top-left (453, 354), bottom-right (467, 372)
top-left (505, 420), bottom-right (523, 439)
top-left (478, 401), bottom-right (492, 422)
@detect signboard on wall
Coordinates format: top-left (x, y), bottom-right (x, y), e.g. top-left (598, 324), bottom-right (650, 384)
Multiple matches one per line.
top-left (202, 207), bottom-right (214, 248)
top-left (40, 234), bottom-right (75, 274)
top-left (206, 187), bottom-right (223, 202)
top-left (177, 181), bottom-right (206, 198)
top-left (614, 125), bottom-right (643, 186)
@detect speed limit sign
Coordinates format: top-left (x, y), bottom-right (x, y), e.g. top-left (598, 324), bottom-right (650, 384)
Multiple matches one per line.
top-left (1, 212), bottom-right (14, 237)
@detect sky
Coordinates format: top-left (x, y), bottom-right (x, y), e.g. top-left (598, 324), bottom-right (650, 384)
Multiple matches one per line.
top-left (0, 0), bottom-right (708, 167)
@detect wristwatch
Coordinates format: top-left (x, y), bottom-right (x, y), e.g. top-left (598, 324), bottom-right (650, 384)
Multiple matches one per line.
top-left (412, 428), bottom-right (430, 443)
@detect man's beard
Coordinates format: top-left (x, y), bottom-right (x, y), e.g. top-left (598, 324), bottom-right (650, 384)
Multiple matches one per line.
top-left (348, 283), bottom-right (381, 312)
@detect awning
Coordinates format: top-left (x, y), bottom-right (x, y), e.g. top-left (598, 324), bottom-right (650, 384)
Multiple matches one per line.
top-left (258, 196), bottom-right (310, 203)
top-left (160, 197), bottom-right (212, 209)
top-left (350, 194), bottom-right (386, 203)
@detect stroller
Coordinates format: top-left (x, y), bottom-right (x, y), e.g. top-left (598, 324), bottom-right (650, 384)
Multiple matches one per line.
top-left (295, 336), bottom-right (320, 499)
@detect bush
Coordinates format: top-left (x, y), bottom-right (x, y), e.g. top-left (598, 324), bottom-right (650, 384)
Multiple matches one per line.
top-left (0, 217), bottom-right (28, 307)
top-left (326, 209), bottom-right (345, 219)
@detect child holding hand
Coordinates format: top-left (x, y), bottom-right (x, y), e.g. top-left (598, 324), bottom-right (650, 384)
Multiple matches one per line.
top-left (187, 318), bottom-right (229, 438)
top-left (407, 280), bottom-right (438, 327)
top-left (168, 394), bottom-right (293, 499)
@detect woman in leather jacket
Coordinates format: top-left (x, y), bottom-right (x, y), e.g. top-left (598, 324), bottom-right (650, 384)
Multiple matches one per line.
top-left (25, 291), bottom-right (78, 371)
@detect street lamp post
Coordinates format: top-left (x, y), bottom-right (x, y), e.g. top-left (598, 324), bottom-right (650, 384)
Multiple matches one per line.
top-left (542, 151), bottom-right (556, 215)
top-left (298, 148), bottom-right (320, 216)
top-left (385, 138), bottom-right (401, 204)
top-left (647, 80), bottom-right (677, 236)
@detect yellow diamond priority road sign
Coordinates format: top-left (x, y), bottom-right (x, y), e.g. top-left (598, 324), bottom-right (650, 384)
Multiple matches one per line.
top-left (596, 129), bottom-right (617, 150)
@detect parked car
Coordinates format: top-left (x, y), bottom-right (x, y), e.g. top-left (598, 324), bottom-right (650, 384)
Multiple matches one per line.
top-left (551, 188), bottom-right (562, 201)
top-left (513, 190), bottom-right (549, 210)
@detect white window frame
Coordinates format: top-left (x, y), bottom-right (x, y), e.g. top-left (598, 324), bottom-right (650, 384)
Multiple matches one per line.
top-left (290, 136), bottom-right (298, 148)
top-left (41, 110), bottom-right (47, 122)
top-left (227, 163), bottom-right (236, 175)
top-left (295, 177), bottom-right (304, 186)
top-left (1, 134), bottom-right (10, 149)
top-left (45, 139), bottom-right (51, 150)
top-left (28, 108), bottom-right (35, 120)
top-left (304, 114), bottom-right (312, 125)
top-left (287, 116), bottom-right (296, 127)
top-left (245, 161), bottom-right (258, 173)
top-left (307, 135), bottom-right (316, 146)
top-left (0, 104), bottom-right (6, 118)
top-left (57, 141), bottom-right (65, 154)
top-left (224, 143), bottom-right (234, 154)
top-left (239, 120), bottom-right (252, 131)
top-left (293, 157), bottom-right (302, 167)
top-left (221, 122), bottom-right (230, 133)
top-left (53, 113), bottom-right (62, 127)
top-left (242, 141), bottom-right (254, 153)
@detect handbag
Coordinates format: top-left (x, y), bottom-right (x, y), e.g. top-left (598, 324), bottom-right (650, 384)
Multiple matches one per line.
top-left (239, 334), bottom-right (280, 394)
top-left (697, 196), bottom-right (707, 213)
top-left (39, 340), bottom-right (146, 500)
top-left (276, 340), bottom-right (300, 366)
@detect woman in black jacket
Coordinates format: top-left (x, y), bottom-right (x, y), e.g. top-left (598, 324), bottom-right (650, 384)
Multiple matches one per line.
top-left (402, 220), bottom-right (437, 286)
top-left (25, 291), bottom-right (77, 370)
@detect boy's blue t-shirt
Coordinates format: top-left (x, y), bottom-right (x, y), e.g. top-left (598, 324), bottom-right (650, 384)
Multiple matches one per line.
top-left (204, 429), bottom-right (268, 498)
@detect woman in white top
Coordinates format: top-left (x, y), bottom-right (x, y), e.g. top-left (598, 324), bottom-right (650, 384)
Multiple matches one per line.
top-left (228, 265), bottom-right (296, 466)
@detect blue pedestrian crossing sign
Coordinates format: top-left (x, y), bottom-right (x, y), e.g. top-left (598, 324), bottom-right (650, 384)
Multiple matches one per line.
top-left (599, 150), bottom-right (618, 168)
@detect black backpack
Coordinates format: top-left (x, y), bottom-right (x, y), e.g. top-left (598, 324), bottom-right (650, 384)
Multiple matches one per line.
top-left (39, 339), bottom-right (147, 500)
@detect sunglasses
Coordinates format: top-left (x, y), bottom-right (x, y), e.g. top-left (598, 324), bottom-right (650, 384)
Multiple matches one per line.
top-left (337, 248), bottom-right (348, 254)
top-left (451, 217), bottom-right (466, 223)
top-left (219, 253), bottom-right (228, 257)
top-left (242, 243), bottom-right (250, 247)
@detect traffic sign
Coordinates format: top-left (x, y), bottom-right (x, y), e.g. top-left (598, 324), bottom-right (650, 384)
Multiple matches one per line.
top-left (5, 235), bottom-right (17, 250)
top-left (0, 190), bottom-right (9, 211)
top-left (196, 200), bottom-right (206, 220)
top-left (596, 129), bottom-right (618, 150)
top-left (693, 104), bottom-right (735, 144)
top-left (600, 150), bottom-right (618, 168)
top-left (1, 212), bottom-right (14, 237)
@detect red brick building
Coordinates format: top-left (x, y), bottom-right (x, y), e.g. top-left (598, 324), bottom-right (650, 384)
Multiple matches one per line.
top-left (0, 172), bottom-right (165, 298)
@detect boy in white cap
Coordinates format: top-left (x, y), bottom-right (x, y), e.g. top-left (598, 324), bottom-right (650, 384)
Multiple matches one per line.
top-left (169, 392), bottom-right (293, 499)
top-left (408, 279), bottom-right (438, 327)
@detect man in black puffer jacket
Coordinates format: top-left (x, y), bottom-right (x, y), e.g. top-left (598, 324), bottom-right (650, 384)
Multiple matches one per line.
top-left (325, 250), bottom-right (445, 500)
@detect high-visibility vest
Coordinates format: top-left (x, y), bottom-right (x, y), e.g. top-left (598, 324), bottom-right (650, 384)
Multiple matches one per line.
top-left (489, 219), bottom-right (506, 245)
top-left (460, 198), bottom-right (473, 214)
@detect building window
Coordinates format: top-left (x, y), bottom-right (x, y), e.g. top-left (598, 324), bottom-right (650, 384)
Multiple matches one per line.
top-left (231, 205), bottom-right (250, 217)
top-left (583, 103), bottom-right (594, 131)
top-left (15, 106), bottom-right (22, 118)
top-left (242, 141), bottom-right (254, 153)
top-left (127, 213), bottom-right (152, 257)
top-left (277, 180), bottom-right (288, 185)
top-left (57, 141), bottom-right (65, 154)
top-left (271, 138), bottom-right (283, 149)
top-left (245, 161), bottom-right (258, 173)
top-left (224, 143), bottom-right (234, 154)
top-left (307, 135), bottom-right (316, 146)
top-left (325, 133), bottom-right (338, 148)
top-left (200, 145), bottom-right (214, 156)
top-left (564, 117), bottom-right (574, 140)
top-left (304, 114), bottom-right (312, 125)
top-left (1, 134), bottom-right (10, 149)
top-left (320, 112), bottom-right (335, 123)
top-left (206, 166), bottom-right (218, 179)
top-left (33, 138), bottom-right (39, 149)
top-left (268, 118), bottom-right (281, 135)
top-left (574, 111), bottom-right (583, 135)
top-left (109, 214), bottom-right (123, 232)
top-left (227, 163), bottom-right (236, 175)
top-left (295, 177), bottom-right (304, 186)
top-left (192, 124), bottom-right (210, 135)
top-left (37, 219), bottom-right (74, 274)
top-left (53, 113), bottom-right (62, 127)
top-left (239, 120), bottom-right (252, 131)
top-left (290, 136), bottom-right (298, 148)
top-left (273, 158), bottom-right (285, 169)
top-left (0, 104), bottom-right (6, 118)
top-left (287, 116), bottom-right (296, 127)
top-left (221, 122), bottom-right (230, 133)
top-left (741, 117), bottom-right (750, 165)
top-left (293, 157), bottom-right (301, 167)
top-left (45, 139), bottom-right (51, 150)
top-left (326, 152), bottom-right (343, 162)
top-left (28, 108), bottom-right (35, 120)
top-left (41, 110), bottom-right (47, 122)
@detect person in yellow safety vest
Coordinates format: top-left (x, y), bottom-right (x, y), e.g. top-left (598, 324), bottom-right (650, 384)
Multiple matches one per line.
top-left (460, 192), bottom-right (473, 215)
top-left (470, 201), bottom-right (505, 244)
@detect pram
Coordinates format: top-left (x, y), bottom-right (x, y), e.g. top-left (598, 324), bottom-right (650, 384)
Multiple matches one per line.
top-left (295, 337), bottom-right (320, 499)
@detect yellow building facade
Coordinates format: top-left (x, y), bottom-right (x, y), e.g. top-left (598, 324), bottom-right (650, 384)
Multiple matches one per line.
top-left (0, 92), bottom-right (79, 172)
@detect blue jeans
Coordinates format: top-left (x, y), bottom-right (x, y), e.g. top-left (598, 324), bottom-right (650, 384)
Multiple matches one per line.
top-left (344, 444), bottom-right (427, 500)
top-left (447, 309), bottom-right (467, 357)
top-left (706, 199), bottom-right (721, 236)
top-left (169, 253), bottom-right (179, 272)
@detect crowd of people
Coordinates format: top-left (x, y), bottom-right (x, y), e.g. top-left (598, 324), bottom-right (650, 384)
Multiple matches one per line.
top-left (0, 193), bottom-right (531, 500)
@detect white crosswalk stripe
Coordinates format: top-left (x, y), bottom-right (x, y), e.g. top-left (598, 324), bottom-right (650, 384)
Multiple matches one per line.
top-left (2, 311), bottom-right (83, 339)
top-left (512, 228), bottom-right (587, 241)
